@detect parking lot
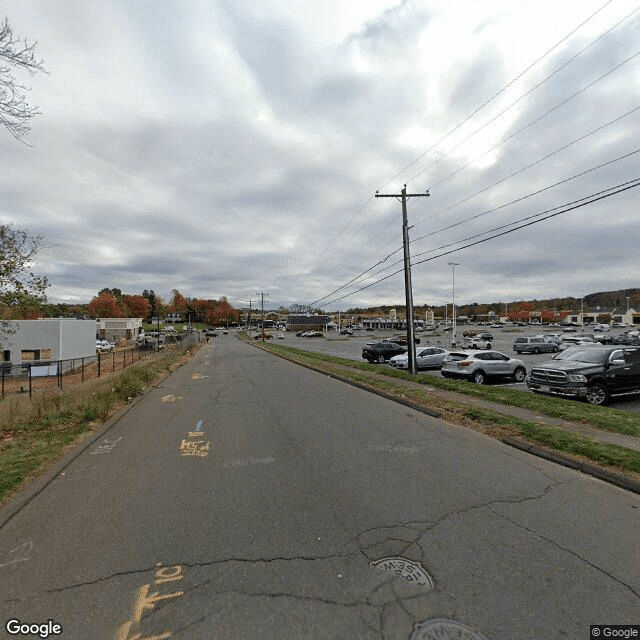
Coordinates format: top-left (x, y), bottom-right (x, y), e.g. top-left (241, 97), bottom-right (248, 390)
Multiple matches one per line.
top-left (274, 325), bottom-right (640, 412)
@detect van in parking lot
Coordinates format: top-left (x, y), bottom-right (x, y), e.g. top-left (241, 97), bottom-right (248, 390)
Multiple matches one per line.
top-left (513, 336), bottom-right (559, 354)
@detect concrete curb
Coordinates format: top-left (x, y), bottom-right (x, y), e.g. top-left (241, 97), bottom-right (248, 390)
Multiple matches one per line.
top-left (502, 437), bottom-right (640, 495)
top-left (254, 342), bottom-right (640, 495)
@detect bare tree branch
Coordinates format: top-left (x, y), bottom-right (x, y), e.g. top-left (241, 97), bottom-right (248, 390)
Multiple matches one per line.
top-left (0, 16), bottom-right (47, 142)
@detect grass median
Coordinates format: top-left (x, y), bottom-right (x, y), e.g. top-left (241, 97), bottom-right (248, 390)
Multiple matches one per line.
top-left (256, 341), bottom-right (640, 479)
top-left (0, 346), bottom-right (196, 507)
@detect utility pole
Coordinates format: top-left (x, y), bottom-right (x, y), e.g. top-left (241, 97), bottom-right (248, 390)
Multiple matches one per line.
top-left (449, 262), bottom-right (459, 347)
top-left (376, 185), bottom-right (430, 375)
top-left (257, 291), bottom-right (269, 342)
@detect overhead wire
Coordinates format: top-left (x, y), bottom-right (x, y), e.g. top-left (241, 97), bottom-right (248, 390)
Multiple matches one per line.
top-left (305, 0), bottom-right (616, 278)
top-left (312, 6), bottom-right (639, 292)
top-left (405, 4), bottom-right (640, 186)
top-left (309, 144), bottom-right (640, 306)
top-left (314, 178), bottom-right (640, 307)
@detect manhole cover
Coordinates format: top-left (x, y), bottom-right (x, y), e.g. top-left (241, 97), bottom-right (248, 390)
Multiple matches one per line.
top-left (411, 618), bottom-right (490, 640)
top-left (370, 557), bottom-right (434, 588)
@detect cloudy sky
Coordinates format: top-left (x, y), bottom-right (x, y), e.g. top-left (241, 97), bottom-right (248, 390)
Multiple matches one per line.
top-left (2, 0), bottom-right (639, 311)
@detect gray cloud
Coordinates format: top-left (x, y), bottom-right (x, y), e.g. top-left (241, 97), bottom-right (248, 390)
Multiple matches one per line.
top-left (1, 0), bottom-right (638, 312)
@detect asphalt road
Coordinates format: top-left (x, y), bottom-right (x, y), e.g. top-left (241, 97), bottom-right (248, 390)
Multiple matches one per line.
top-left (0, 335), bottom-right (638, 639)
top-left (281, 326), bottom-right (640, 412)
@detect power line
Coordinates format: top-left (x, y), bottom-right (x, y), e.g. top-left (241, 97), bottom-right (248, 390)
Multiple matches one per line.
top-left (411, 148), bottom-right (640, 245)
top-left (306, 0), bottom-right (616, 278)
top-left (374, 0), bottom-right (615, 193)
top-left (310, 148), bottom-right (640, 306)
top-left (409, 45), bottom-right (640, 188)
top-left (413, 104), bottom-right (640, 228)
top-left (313, 178), bottom-right (640, 307)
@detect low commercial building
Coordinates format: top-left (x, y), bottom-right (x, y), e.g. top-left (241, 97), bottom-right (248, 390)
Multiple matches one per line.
top-left (0, 319), bottom-right (96, 370)
top-left (287, 315), bottom-right (332, 332)
top-left (96, 318), bottom-right (143, 341)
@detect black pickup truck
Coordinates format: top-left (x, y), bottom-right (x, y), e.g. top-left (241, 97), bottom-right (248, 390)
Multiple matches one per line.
top-left (527, 345), bottom-right (640, 405)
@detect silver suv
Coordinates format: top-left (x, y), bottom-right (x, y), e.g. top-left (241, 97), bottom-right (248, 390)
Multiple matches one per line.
top-left (441, 350), bottom-right (527, 384)
top-left (513, 336), bottom-right (559, 354)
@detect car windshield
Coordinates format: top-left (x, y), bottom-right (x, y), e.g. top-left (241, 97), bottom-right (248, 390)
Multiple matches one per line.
top-left (552, 348), bottom-right (608, 363)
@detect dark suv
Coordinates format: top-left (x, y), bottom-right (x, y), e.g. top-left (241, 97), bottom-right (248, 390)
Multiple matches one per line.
top-left (362, 342), bottom-right (407, 363)
top-left (527, 346), bottom-right (640, 405)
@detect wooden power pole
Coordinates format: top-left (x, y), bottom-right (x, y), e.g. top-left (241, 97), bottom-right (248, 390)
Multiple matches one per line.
top-left (375, 185), bottom-right (430, 375)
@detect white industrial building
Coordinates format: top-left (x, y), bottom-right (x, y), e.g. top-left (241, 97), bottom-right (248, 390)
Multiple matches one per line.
top-left (96, 317), bottom-right (143, 341)
top-left (0, 319), bottom-right (96, 368)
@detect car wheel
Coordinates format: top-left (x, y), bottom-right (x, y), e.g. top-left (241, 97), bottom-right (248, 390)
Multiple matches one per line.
top-left (533, 347), bottom-right (540, 354)
top-left (586, 383), bottom-right (609, 405)
top-left (553, 346), bottom-right (559, 352)
top-left (513, 367), bottom-right (526, 382)
top-left (472, 370), bottom-right (485, 384)
top-left (441, 372), bottom-right (452, 378)
top-left (471, 343), bottom-right (477, 349)
top-left (486, 343), bottom-right (491, 349)
top-left (377, 355), bottom-right (385, 364)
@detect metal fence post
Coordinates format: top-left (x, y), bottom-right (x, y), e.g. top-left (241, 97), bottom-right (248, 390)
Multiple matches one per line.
top-left (98, 352), bottom-right (101, 378)
top-left (29, 364), bottom-right (32, 398)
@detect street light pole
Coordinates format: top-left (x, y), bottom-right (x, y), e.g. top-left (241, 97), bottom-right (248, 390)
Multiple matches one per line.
top-left (449, 263), bottom-right (459, 346)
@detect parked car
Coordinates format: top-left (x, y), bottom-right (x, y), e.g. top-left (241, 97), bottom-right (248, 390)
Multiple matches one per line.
top-left (383, 335), bottom-right (420, 346)
top-left (441, 350), bottom-right (527, 384)
top-left (513, 336), bottom-right (559, 354)
top-left (362, 342), bottom-right (407, 363)
top-left (96, 340), bottom-right (115, 352)
top-left (464, 333), bottom-right (493, 349)
top-left (611, 334), bottom-right (640, 346)
top-left (527, 345), bottom-right (640, 405)
top-left (339, 329), bottom-right (353, 335)
top-left (559, 335), bottom-right (600, 350)
top-left (389, 347), bottom-right (450, 370)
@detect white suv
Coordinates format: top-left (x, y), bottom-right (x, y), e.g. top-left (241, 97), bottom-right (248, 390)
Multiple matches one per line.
top-left (441, 350), bottom-right (527, 385)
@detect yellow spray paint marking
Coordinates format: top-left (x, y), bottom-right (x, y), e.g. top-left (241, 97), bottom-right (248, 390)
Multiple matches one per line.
top-left (161, 395), bottom-right (182, 403)
top-left (180, 439), bottom-right (210, 457)
top-left (192, 373), bottom-right (209, 379)
top-left (180, 420), bottom-right (210, 457)
top-left (115, 564), bottom-right (185, 640)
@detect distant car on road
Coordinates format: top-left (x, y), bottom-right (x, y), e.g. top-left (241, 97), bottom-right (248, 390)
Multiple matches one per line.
top-left (441, 350), bottom-right (526, 385)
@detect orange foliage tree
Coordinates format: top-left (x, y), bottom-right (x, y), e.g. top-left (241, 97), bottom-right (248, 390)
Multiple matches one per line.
top-left (88, 292), bottom-right (124, 318)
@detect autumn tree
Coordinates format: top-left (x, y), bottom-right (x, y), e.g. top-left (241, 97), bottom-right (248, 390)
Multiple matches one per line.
top-left (169, 289), bottom-right (187, 317)
top-left (0, 225), bottom-right (49, 337)
top-left (88, 292), bottom-right (124, 318)
top-left (0, 17), bottom-right (47, 141)
top-left (121, 294), bottom-right (149, 319)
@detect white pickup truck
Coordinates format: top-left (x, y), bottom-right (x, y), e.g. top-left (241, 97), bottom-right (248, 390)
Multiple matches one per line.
top-left (96, 340), bottom-right (114, 352)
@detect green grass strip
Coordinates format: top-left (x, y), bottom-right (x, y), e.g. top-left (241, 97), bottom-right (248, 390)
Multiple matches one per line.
top-left (258, 342), bottom-right (640, 436)
top-left (0, 349), bottom-right (186, 505)
top-left (464, 407), bottom-right (640, 473)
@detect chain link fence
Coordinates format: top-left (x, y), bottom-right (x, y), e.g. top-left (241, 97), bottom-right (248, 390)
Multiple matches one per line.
top-left (1, 331), bottom-right (204, 398)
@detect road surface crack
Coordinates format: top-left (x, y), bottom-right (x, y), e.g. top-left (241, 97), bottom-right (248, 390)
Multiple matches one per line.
top-left (487, 505), bottom-right (640, 599)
